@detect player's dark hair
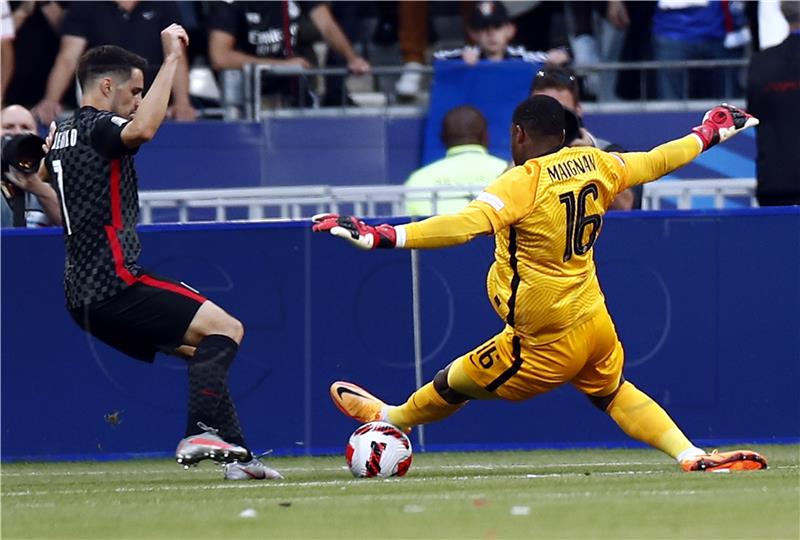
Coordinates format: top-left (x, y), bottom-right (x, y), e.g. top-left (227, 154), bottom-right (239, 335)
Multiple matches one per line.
top-left (530, 67), bottom-right (580, 104)
top-left (77, 45), bottom-right (148, 90)
top-left (512, 95), bottom-right (565, 139)
top-left (441, 105), bottom-right (488, 148)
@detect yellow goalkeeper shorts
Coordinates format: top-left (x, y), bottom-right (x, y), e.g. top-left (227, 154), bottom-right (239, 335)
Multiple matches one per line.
top-left (454, 307), bottom-right (624, 401)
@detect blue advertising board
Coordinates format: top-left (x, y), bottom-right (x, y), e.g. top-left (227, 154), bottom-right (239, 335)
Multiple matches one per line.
top-left (2, 209), bottom-right (797, 460)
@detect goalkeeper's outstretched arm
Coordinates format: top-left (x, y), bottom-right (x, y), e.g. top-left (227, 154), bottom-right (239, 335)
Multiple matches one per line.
top-left (395, 205), bottom-right (494, 249)
top-left (615, 135), bottom-right (703, 188)
top-left (311, 204), bottom-right (494, 251)
top-left (617, 103), bottom-right (759, 188)
top-left (312, 105), bottom-right (759, 250)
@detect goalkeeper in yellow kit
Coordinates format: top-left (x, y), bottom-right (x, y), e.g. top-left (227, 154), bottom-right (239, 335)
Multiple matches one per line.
top-left (312, 96), bottom-right (766, 472)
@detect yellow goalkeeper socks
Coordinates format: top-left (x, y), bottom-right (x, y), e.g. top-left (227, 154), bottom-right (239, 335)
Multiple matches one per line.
top-left (387, 382), bottom-right (465, 430)
top-left (606, 381), bottom-right (695, 459)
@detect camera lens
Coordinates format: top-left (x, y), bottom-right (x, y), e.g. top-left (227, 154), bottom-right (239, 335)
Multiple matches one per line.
top-left (1, 133), bottom-right (46, 174)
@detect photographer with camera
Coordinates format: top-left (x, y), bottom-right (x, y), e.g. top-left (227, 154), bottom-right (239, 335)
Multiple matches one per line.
top-left (1, 104), bottom-right (60, 227)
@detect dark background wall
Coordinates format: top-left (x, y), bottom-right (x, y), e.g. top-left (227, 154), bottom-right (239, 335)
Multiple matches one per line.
top-left (135, 111), bottom-right (755, 190)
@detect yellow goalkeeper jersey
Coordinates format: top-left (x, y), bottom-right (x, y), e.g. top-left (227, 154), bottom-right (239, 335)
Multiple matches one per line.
top-left (400, 134), bottom-right (702, 344)
top-left (478, 146), bottom-right (625, 342)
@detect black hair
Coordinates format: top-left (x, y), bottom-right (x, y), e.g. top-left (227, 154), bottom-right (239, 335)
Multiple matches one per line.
top-left (441, 105), bottom-right (487, 147)
top-left (77, 45), bottom-right (148, 90)
top-left (512, 95), bottom-right (565, 138)
top-left (529, 67), bottom-right (580, 104)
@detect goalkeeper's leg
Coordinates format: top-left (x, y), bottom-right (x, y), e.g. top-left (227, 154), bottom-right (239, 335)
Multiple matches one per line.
top-left (573, 310), bottom-right (705, 462)
top-left (589, 379), bottom-right (701, 459)
top-left (330, 347), bottom-right (503, 431)
top-left (330, 361), bottom-right (489, 431)
top-left (590, 380), bottom-right (766, 471)
top-left (576, 308), bottom-right (766, 471)
top-left (389, 320), bottom-right (566, 429)
top-left (332, 331), bottom-right (517, 429)
top-left (385, 360), bottom-right (496, 430)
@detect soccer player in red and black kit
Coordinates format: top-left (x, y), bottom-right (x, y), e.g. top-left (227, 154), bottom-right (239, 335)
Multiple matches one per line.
top-left (45, 24), bottom-right (281, 481)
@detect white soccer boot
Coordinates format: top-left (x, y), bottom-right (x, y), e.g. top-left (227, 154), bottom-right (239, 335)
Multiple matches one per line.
top-left (223, 457), bottom-right (284, 481)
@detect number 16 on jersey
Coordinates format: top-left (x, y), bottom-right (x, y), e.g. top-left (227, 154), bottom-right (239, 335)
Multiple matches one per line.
top-left (558, 183), bottom-right (602, 262)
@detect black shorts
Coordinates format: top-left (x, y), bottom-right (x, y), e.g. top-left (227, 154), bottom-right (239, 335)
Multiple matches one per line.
top-left (69, 273), bottom-right (207, 363)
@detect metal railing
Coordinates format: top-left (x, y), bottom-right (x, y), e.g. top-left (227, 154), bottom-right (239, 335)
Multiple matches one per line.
top-left (218, 58), bottom-right (750, 119)
top-left (574, 58), bottom-right (749, 104)
top-left (641, 178), bottom-right (756, 210)
top-left (138, 184), bottom-right (486, 224)
top-left (139, 179), bottom-right (757, 224)
top-left (220, 64), bottom-right (431, 120)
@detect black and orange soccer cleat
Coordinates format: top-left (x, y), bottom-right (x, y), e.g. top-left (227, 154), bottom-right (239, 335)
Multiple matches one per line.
top-left (680, 449), bottom-right (768, 472)
top-left (329, 381), bottom-right (387, 424)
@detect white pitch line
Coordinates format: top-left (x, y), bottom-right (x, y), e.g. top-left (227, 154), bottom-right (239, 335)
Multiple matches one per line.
top-left (1, 471), bottom-right (663, 497)
top-left (422, 461), bottom-right (660, 470)
top-left (3, 464), bottom-right (797, 482)
top-left (8, 465), bottom-right (796, 498)
top-left (0, 461), bottom-right (668, 478)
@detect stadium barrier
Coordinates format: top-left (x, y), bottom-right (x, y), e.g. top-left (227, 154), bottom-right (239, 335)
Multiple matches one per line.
top-left (137, 179), bottom-right (758, 224)
top-left (2, 208), bottom-right (797, 461)
top-left (641, 178), bottom-right (757, 209)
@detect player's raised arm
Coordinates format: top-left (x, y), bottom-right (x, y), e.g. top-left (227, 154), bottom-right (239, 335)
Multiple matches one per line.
top-left (614, 104), bottom-right (759, 188)
top-left (120, 24), bottom-right (188, 147)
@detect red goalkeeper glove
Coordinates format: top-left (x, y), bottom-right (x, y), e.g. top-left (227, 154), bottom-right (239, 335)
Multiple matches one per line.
top-left (311, 214), bottom-right (397, 250)
top-left (691, 103), bottom-right (759, 151)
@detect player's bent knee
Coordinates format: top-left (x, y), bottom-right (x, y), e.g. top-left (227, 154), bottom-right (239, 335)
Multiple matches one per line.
top-left (220, 317), bottom-right (244, 344)
top-left (433, 367), bottom-right (470, 405)
top-left (186, 302), bottom-right (245, 345)
top-left (586, 375), bottom-right (626, 412)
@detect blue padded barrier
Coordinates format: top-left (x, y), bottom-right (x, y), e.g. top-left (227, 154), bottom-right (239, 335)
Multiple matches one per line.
top-left (136, 116), bottom-right (426, 190)
top-left (2, 208), bottom-right (798, 460)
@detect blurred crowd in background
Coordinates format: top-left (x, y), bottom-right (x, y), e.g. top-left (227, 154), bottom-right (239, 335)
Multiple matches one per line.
top-left (1, 0), bottom-right (797, 226)
top-left (0, 0), bottom-right (791, 123)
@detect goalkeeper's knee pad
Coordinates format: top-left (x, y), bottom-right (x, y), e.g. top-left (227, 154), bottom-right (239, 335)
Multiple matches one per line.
top-left (433, 367), bottom-right (470, 404)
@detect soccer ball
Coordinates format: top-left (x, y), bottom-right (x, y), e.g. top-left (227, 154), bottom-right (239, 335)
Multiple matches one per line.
top-left (345, 422), bottom-right (413, 478)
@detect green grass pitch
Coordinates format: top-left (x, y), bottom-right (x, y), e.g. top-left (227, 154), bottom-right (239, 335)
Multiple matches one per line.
top-left (2, 444), bottom-right (798, 539)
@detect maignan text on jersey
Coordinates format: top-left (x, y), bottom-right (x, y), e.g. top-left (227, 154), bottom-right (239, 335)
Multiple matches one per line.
top-left (545, 155), bottom-right (597, 182)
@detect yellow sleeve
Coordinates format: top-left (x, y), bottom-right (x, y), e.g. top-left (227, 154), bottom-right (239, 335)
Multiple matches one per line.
top-left (471, 164), bottom-right (539, 232)
top-left (612, 134), bottom-right (704, 189)
top-left (400, 204), bottom-right (494, 249)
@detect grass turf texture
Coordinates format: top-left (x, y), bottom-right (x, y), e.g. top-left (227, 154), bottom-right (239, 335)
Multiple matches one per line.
top-left (2, 444), bottom-right (798, 540)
